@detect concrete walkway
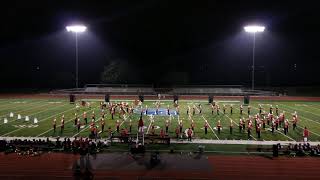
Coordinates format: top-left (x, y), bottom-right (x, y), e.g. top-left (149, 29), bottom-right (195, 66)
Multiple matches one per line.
top-left (1, 136), bottom-right (319, 146)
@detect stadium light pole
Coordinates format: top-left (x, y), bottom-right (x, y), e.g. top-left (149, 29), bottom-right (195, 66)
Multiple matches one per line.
top-left (244, 25), bottom-right (265, 90)
top-left (66, 25), bottom-right (87, 88)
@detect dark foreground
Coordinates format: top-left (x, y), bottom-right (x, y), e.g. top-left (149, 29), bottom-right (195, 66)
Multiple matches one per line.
top-left (0, 152), bottom-right (320, 180)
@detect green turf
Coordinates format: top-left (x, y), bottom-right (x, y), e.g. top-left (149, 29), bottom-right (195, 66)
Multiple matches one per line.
top-left (0, 98), bottom-right (320, 142)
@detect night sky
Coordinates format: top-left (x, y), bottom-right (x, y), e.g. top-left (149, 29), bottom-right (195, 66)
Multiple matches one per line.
top-left (0, 0), bottom-right (319, 89)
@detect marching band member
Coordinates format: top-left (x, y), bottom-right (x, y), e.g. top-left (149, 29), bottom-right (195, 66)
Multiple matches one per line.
top-left (204, 120), bottom-right (208, 135)
top-left (101, 118), bottom-right (105, 132)
top-left (230, 119), bottom-right (233, 134)
top-left (83, 112), bottom-right (87, 124)
top-left (259, 104), bottom-right (263, 114)
top-left (53, 118), bottom-right (56, 133)
top-left (116, 119), bottom-right (120, 133)
top-left (77, 118), bottom-right (81, 132)
top-left (303, 127), bottom-right (310, 142)
top-left (284, 119), bottom-right (289, 135)
top-left (165, 119), bottom-right (169, 133)
top-left (217, 120), bottom-right (221, 134)
top-left (60, 117), bottom-right (65, 134)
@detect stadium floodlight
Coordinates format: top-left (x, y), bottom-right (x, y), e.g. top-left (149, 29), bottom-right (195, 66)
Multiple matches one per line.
top-left (66, 25), bottom-right (87, 33)
top-left (66, 24), bottom-right (87, 88)
top-left (244, 25), bottom-right (265, 90)
top-left (244, 25), bottom-right (265, 33)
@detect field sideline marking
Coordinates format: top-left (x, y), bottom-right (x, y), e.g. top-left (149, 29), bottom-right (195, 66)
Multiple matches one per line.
top-left (1, 106), bottom-right (77, 136)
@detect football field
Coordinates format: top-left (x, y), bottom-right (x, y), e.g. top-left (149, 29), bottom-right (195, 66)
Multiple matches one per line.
top-left (0, 97), bottom-right (320, 142)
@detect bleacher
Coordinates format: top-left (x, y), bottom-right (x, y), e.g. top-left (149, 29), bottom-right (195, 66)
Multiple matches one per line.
top-left (53, 84), bottom-right (276, 96)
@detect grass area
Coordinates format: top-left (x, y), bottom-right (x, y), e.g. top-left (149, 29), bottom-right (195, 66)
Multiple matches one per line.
top-left (0, 98), bottom-right (320, 142)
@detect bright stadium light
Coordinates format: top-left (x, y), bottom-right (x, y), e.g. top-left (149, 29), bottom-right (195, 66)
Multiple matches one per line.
top-left (244, 25), bottom-right (265, 33)
top-left (66, 25), bottom-right (87, 33)
top-left (66, 24), bottom-right (87, 88)
top-left (244, 25), bottom-right (265, 90)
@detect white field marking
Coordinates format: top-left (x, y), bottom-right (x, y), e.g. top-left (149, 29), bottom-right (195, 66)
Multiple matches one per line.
top-left (224, 114), bottom-right (257, 141)
top-left (48, 102), bottom-right (62, 104)
top-left (247, 106), bottom-right (296, 141)
top-left (0, 103), bottom-right (69, 126)
top-left (201, 115), bottom-right (219, 140)
top-left (278, 102), bottom-right (320, 118)
top-left (217, 101), bottom-right (240, 103)
top-left (0, 99), bottom-right (47, 109)
top-left (0, 101), bottom-right (55, 118)
top-left (1, 106), bottom-right (77, 136)
top-left (36, 107), bottom-right (98, 137)
top-left (0, 100), bottom-right (47, 117)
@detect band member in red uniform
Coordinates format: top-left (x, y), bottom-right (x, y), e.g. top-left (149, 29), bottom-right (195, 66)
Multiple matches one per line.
top-left (83, 112), bottom-right (87, 124)
top-left (160, 128), bottom-right (165, 138)
top-left (247, 122), bottom-right (252, 139)
top-left (179, 121), bottom-right (183, 134)
top-left (204, 121), bottom-right (208, 135)
top-left (77, 118), bottom-right (81, 132)
top-left (187, 128), bottom-right (193, 141)
top-left (271, 119), bottom-right (275, 134)
top-left (292, 116), bottom-right (297, 130)
top-left (239, 119), bottom-right (243, 133)
top-left (198, 104), bottom-right (202, 114)
top-left (275, 105), bottom-right (279, 116)
top-left (269, 105), bottom-right (273, 114)
top-left (138, 117), bottom-right (144, 134)
top-left (230, 105), bottom-right (233, 115)
top-left (74, 113), bottom-right (78, 126)
top-left (247, 105), bottom-right (251, 115)
top-left (101, 118), bottom-right (105, 132)
top-left (223, 104), bottom-right (226, 114)
top-left (165, 119), bottom-right (169, 133)
top-left (284, 119), bottom-right (289, 135)
top-left (175, 126), bottom-right (180, 139)
top-left (91, 111), bottom-right (95, 120)
top-left (53, 119), bottom-right (56, 133)
top-left (116, 120), bottom-right (120, 133)
top-left (191, 120), bottom-right (195, 132)
top-left (192, 106), bottom-right (195, 116)
top-left (211, 104), bottom-right (214, 115)
top-left (240, 105), bottom-right (243, 115)
top-left (303, 127), bottom-right (310, 142)
top-left (259, 104), bottom-right (262, 114)
top-left (60, 117), bottom-right (64, 134)
top-left (256, 124), bottom-right (261, 138)
top-left (167, 105), bottom-right (170, 115)
top-left (217, 120), bottom-right (221, 135)
top-left (216, 105), bottom-right (220, 115)
top-left (275, 116), bottom-right (279, 130)
top-left (230, 120), bottom-right (233, 134)
top-left (111, 107), bottom-right (115, 120)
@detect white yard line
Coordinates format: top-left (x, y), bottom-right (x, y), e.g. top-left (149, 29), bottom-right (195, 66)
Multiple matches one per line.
top-left (1, 106), bottom-right (77, 136)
